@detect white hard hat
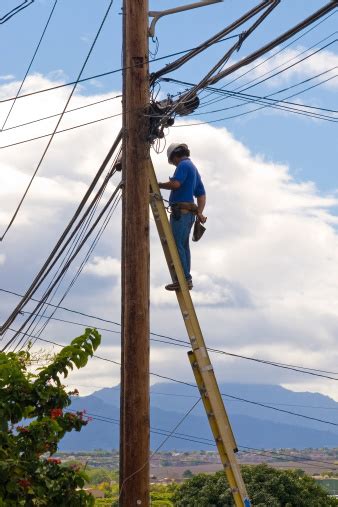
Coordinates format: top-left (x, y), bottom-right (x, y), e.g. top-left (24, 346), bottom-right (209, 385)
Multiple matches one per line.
top-left (167, 143), bottom-right (189, 163)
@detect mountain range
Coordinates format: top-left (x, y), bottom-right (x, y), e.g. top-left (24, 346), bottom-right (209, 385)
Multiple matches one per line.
top-left (59, 382), bottom-right (338, 451)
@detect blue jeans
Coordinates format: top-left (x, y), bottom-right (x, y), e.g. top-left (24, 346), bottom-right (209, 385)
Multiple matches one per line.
top-left (170, 212), bottom-right (195, 280)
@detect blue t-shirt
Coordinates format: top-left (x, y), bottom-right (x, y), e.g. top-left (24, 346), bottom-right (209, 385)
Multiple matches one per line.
top-left (169, 158), bottom-right (205, 205)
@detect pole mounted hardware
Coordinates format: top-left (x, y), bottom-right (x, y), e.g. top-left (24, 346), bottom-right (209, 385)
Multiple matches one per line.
top-left (148, 93), bottom-right (200, 142)
top-left (148, 0), bottom-right (223, 37)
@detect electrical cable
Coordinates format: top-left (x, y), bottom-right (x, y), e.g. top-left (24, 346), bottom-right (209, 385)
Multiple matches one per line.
top-left (118, 397), bottom-right (202, 501)
top-left (16, 172), bottom-right (118, 350)
top-left (15, 310), bottom-right (338, 382)
top-left (18, 191), bottom-right (122, 351)
top-left (199, 29), bottom-right (337, 108)
top-left (63, 410), bottom-right (338, 470)
top-left (222, 9), bottom-right (337, 90)
top-left (0, 130), bottom-right (122, 335)
top-left (3, 65), bottom-right (336, 152)
top-left (239, 39), bottom-right (337, 94)
top-left (161, 74), bottom-right (338, 123)
top-left (0, 112), bottom-right (123, 150)
top-left (0, 160), bottom-right (121, 345)
top-left (150, 0), bottom-right (281, 84)
top-left (0, 34), bottom-right (241, 106)
top-left (2, 94), bottom-right (122, 132)
top-left (1, 0), bottom-right (58, 131)
top-left (205, 1), bottom-right (338, 88)
top-left (0, 1), bottom-right (34, 24)
top-left (6, 327), bottom-right (338, 428)
top-left (3, 183), bottom-right (122, 352)
top-left (3, 288), bottom-right (338, 377)
top-left (172, 72), bottom-right (337, 126)
top-left (157, 1), bottom-right (280, 127)
top-left (0, 0), bottom-right (114, 242)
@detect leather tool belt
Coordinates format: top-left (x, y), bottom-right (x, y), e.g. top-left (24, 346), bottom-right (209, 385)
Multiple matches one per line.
top-left (170, 202), bottom-right (198, 219)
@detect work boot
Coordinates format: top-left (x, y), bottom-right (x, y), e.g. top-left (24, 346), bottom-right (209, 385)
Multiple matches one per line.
top-left (165, 280), bottom-right (193, 291)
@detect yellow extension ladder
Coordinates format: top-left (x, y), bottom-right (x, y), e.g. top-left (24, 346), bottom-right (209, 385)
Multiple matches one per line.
top-left (149, 161), bottom-right (251, 507)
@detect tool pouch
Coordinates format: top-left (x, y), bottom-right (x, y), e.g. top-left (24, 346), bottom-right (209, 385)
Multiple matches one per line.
top-left (171, 204), bottom-right (182, 221)
top-left (192, 220), bottom-right (206, 242)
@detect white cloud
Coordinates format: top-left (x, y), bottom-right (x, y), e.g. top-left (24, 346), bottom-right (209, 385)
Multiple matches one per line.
top-left (1, 74), bottom-right (338, 400)
top-left (0, 254), bottom-right (5, 265)
top-left (84, 256), bottom-right (121, 277)
top-left (243, 44), bottom-right (338, 91)
top-left (0, 75), bottom-right (15, 81)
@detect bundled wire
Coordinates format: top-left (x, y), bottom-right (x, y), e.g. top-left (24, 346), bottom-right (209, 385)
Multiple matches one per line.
top-left (4, 171), bottom-right (122, 352)
top-left (199, 30), bottom-right (337, 108)
top-left (0, 129), bottom-right (122, 348)
top-left (17, 180), bottom-right (122, 351)
top-left (163, 69), bottom-right (337, 126)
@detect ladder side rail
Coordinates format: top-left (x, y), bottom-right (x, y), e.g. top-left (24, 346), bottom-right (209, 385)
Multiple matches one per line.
top-left (189, 351), bottom-right (248, 507)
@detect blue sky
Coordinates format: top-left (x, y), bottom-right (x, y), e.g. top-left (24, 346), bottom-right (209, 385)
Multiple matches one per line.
top-left (1, 0), bottom-right (337, 189)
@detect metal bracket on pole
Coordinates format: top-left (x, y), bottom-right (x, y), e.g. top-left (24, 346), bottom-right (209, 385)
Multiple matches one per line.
top-left (148, 0), bottom-right (223, 37)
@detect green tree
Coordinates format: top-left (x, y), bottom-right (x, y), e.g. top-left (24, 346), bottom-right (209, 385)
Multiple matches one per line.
top-left (0, 328), bottom-right (101, 507)
top-left (86, 467), bottom-right (118, 486)
top-left (173, 464), bottom-right (338, 506)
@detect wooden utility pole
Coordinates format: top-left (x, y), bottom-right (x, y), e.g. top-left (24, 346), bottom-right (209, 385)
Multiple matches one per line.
top-left (120, 0), bottom-right (150, 505)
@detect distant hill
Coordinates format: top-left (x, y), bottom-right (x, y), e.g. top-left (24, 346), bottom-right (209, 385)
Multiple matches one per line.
top-left (59, 383), bottom-right (338, 451)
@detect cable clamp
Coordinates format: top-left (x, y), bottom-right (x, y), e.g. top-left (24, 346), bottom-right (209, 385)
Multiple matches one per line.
top-left (237, 31), bottom-right (246, 51)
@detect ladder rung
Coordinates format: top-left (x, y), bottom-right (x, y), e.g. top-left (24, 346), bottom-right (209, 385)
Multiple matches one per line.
top-left (200, 364), bottom-right (213, 372)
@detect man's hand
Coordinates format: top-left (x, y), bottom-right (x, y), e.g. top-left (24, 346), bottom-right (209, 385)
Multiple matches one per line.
top-left (197, 213), bottom-right (207, 224)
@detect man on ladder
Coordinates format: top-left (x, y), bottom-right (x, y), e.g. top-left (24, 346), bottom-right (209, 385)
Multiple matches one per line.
top-left (159, 142), bottom-right (207, 291)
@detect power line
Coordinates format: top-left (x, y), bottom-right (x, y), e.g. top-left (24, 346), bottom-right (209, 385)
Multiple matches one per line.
top-left (64, 410), bottom-right (338, 470)
top-left (204, 1), bottom-right (338, 88)
top-left (0, 1), bottom-right (34, 24)
top-left (162, 74), bottom-right (337, 122)
top-left (1, 0), bottom-right (58, 131)
top-left (0, 34), bottom-right (241, 106)
top-left (3, 183), bottom-right (122, 352)
top-left (2, 94), bottom-right (122, 132)
top-left (200, 27), bottom-right (337, 107)
top-left (153, 1), bottom-right (281, 128)
top-left (65, 382), bottom-right (338, 411)
top-left (3, 288), bottom-right (337, 378)
top-left (239, 38), bottom-right (337, 94)
top-left (6, 327), bottom-right (338, 428)
top-left (0, 112), bottom-right (123, 150)
top-left (17, 310), bottom-right (338, 382)
top-left (196, 88), bottom-right (338, 115)
top-left (2, 67), bottom-right (336, 152)
top-left (18, 191), bottom-right (122, 351)
top-left (0, 130), bottom-right (122, 336)
top-left (0, 0), bottom-right (114, 242)
top-left (173, 72), bottom-right (337, 126)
